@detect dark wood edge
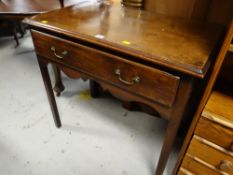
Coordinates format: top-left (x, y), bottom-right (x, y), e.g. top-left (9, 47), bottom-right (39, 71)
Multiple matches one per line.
top-left (24, 17), bottom-right (215, 79)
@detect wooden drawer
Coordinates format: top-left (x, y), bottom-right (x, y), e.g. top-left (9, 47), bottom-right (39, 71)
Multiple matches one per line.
top-left (31, 30), bottom-right (180, 107)
top-left (195, 117), bottom-right (233, 152)
top-left (188, 135), bottom-right (233, 174)
top-left (178, 167), bottom-right (195, 175)
top-left (180, 155), bottom-right (221, 175)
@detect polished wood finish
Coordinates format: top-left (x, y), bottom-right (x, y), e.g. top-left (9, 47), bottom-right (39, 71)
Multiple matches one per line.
top-left (173, 20), bottom-right (233, 175)
top-left (25, 1), bottom-right (223, 175)
top-left (26, 1), bottom-right (223, 78)
top-left (145, 0), bottom-right (233, 26)
top-left (31, 30), bottom-right (181, 107)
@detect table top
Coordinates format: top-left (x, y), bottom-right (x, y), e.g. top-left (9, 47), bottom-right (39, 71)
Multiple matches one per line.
top-left (25, 0), bottom-right (223, 77)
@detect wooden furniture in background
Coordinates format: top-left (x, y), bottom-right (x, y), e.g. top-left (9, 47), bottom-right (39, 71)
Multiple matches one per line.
top-left (144, 0), bottom-right (233, 25)
top-left (24, 1), bottom-right (223, 174)
top-left (174, 20), bottom-right (233, 175)
top-left (0, 0), bottom-right (80, 98)
top-left (0, 0), bottom-right (63, 46)
top-left (178, 90), bottom-right (233, 175)
top-left (0, 0), bottom-right (79, 46)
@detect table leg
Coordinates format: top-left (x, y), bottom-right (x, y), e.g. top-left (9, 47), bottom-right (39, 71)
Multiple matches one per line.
top-left (154, 116), bottom-right (183, 175)
top-left (38, 59), bottom-right (61, 128)
top-left (154, 78), bottom-right (193, 175)
top-left (52, 65), bottom-right (65, 96)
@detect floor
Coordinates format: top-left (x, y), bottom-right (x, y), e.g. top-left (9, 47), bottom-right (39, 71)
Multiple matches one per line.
top-left (0, 33), bottom-right (181, 175)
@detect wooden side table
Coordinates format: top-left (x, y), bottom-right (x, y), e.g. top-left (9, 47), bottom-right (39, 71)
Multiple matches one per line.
top-left (24, 1), bottom-right (223, 174)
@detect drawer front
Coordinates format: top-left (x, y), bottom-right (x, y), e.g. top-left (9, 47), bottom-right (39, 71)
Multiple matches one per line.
top-left (31, 30), bottom-right (180, 107)
top-left (178, 167), bottom-right (195, 175)
top-left (181, 155), bottom-right (221, 175)
top-left (188, 136), bottom-right (233, 174)
top-left (195, 117), bottom-right (233, 152)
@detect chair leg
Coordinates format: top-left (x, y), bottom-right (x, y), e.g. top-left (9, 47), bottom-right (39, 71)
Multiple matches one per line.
top-left (18, 21), bottom-right (25, 38)
top-left (59, 0), bottom-right (64, 7)
top-left (12, 25), bottom-right (19, 47)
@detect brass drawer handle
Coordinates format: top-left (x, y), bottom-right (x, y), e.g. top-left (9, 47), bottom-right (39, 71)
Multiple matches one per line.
top-left (218, 160), bottom-right (233, 171)
top-left (115, 69), bottom-right (140, 85)
top-left (51, 46), bottom-right (68, 60)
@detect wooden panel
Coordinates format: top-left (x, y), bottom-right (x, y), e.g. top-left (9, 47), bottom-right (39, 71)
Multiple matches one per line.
top-left (195, 117), bottom-right (233, 152)
top-left (24, 1), bottom-right (223, 78)
top-left (181, 155), bottom-right (221, 175)
top-left (188, 136), bottom-right (233, 174)
top-left (31, 30), bottom-right (180, 107)
top-left (217, 52), bottom-right (233, 85)
top-left (144, 0), bottom-right (211, 20)
top-left (207, 0), bottom-right (233, 26)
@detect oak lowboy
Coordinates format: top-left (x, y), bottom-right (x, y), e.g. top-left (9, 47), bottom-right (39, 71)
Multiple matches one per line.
top-left (25, 1), bottom-right (223, 174)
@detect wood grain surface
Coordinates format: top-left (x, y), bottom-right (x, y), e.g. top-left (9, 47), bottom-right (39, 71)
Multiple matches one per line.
top-left (188, 136), bottom-right (233, 174)
top-left (31, 30), bottom-right (181, 107)
top-left (195, 117), bottom-right (233, 152)
top-left (181, 155), bottom-right (221, 175)
top-left (25, 0), bottom-right (223, 78)
top-left (202, 90), bottom-right (233, 127)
